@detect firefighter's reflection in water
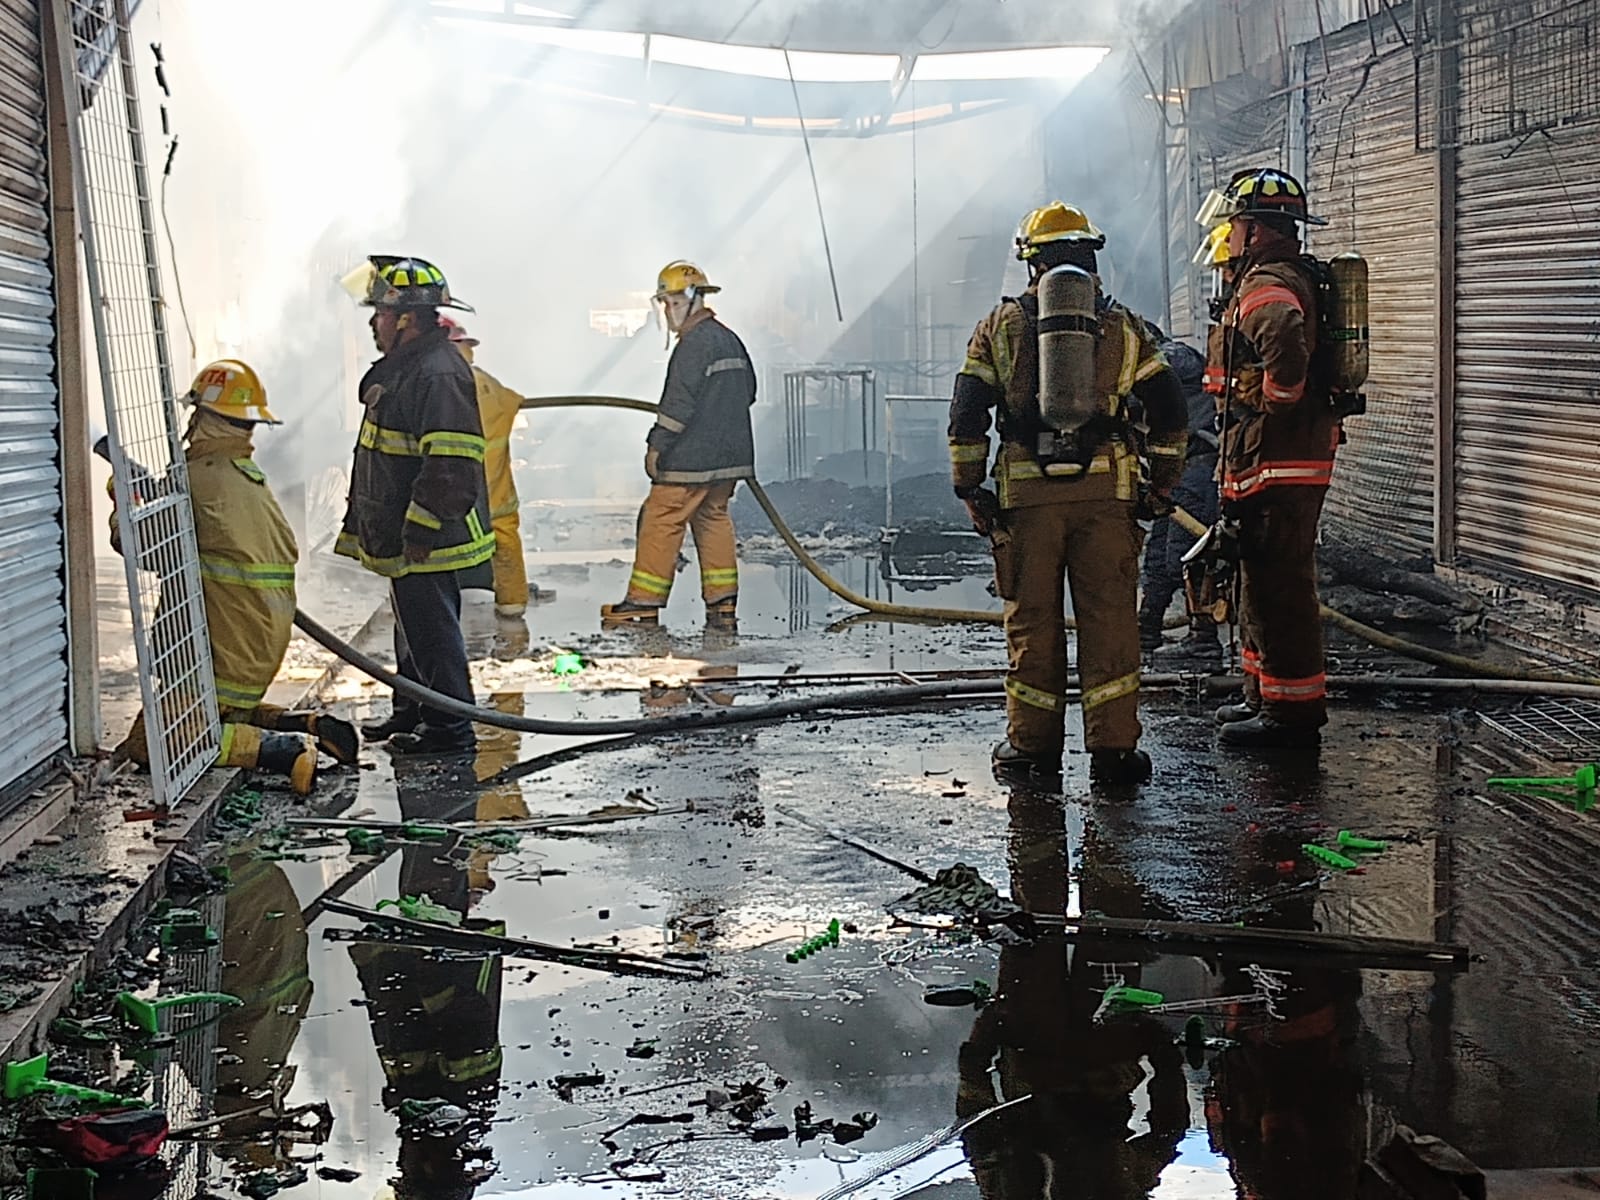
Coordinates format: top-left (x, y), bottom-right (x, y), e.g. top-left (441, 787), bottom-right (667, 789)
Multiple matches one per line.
top-left (350, 695), bottom-right (528, 1199)
top-left (960, 791), bottom-right (1187, 1197)
top-left (213, 849), bottom-right (313, 1174)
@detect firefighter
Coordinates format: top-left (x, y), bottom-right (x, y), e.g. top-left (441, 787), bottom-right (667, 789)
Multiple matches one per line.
top-left (110, 360), bottom-right (357, 794)
top-left (440, 317), bottom-right (531, 619)
top-left (601, 260), bottom-right (756, 629)
top-left (1198, 169), bottom-right (1338, 749)
top-left (949, 203), bottom-right (1189, 785)
top-left (1137, 333), bottom-right (1220, 669)
top-left (338, 256), bottom-right (495, 755)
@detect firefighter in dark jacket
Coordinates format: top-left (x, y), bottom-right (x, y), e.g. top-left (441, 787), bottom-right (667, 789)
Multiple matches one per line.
top-left (337, 255), bottom-right (495, 755)
top-left (1138, 336), bottom-right (1222, 669)
top-left (949, 203), bottom-right (1189, 785)
top-left (602, 260), bottom-right (756, 629)
top-left (1200, 169), bottom-right (1339, 749)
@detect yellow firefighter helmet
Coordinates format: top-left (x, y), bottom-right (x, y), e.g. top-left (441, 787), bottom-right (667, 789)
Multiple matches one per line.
top-left (186, 359), bottom-right (279, 425)
top-left (1193, 220), bottom-right (1236, 267)
top-left (1015, 202), bottom-right (1106, 260)
top-left (654, 260), bottom-right (721, 300)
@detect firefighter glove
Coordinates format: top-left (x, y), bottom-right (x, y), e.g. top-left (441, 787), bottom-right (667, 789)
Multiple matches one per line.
top-left (956, 486), bottom-right (1002, 537)
top-left (1136, 490), bottom-right (1176, 523)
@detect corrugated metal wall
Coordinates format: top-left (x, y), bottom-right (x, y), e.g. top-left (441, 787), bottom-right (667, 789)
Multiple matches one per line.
top-left (1308, 12), bottom-right (1438, 555)
top-left (1454, 121), bottom-right (1600, 589)
top-left (0, 0), bottom-right (67, 808)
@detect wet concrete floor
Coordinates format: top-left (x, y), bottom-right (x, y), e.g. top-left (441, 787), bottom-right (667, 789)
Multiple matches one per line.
top-left (80, 555), bottom-right (1600, 1197)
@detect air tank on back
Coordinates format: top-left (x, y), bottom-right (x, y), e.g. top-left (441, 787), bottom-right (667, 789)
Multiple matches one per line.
top-left (1037, 264), bottom-right (1100, 431)
top-left (1328, 251), bottom-right (1369, 396)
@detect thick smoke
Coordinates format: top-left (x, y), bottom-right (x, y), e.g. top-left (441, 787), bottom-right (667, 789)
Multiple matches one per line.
top-left (137, 0), bottom-right (1135, 515)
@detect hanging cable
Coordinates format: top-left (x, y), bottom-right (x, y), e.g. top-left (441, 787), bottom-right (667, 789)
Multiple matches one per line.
top-left (149, 42), bottom-right (195, 364)
top-left (783, 49), bottom-right (843, 323)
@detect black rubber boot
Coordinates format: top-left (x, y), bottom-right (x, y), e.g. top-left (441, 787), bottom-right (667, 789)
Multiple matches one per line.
top-left (1138, 608), bottom-right (1165, 652)
top-left (256, 733), bottom-right (318, 796)
top-left (1218, 714), bottom-right (1321, 749)
top-left (361, 709), bottom-right (418, 743)
top-left (388, 723), bottom-right (477, 756)
top-left (1090, 748), bottom-right (1153, 785)
top-left (1214, 700), bottom-right (1257, 725)
top-left (991, 739), bottom-right (1060, 778)
top-left (277, 712), bottom-right (360, 764)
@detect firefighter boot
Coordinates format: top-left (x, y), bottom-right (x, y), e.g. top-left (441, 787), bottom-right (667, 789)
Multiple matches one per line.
top-left (1090, 748), bottom-right (1153, 785)
top-left (1215, 700), bottom-right (1258, 725)
top-left (361, 708), bottom-right (419, 742)
top-left (273, 711), bottom-right (360, 765)
top-left (600, 600), bottom-right (660, 625)
top-left (1149, 619), bottom-right (1223, 672)
top-left (706, 596), bottom-right (737, 630)
top-left (1219, 714), bottom-right (1321, 750)
top-left (992, 740), bottom-right (1061, 780)
top-left (222, 728), bottom-right (317, 797)
top-left (1138, 604), bottom-right (1165, 653)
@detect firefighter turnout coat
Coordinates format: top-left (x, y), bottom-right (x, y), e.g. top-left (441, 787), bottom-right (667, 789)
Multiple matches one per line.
top-left (644, 308), bottom-right (757, 484)
top-left (337, 325), bottom-right (495, 577)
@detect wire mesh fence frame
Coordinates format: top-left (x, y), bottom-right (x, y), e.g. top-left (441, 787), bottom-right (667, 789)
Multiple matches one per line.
top-left (1416, 0), bottom-right (1600, 151)
top-left (51, 0), bottom-right (219, 804)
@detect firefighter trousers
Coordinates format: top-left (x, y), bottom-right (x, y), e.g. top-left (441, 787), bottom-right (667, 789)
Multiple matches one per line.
top-left (390, 572), bottom-right (476, 742)
top-left (490, 503), bottom-right (529, 610)
top-left (994, 500), bottom-right (1144, 756)
top-left (1237, 487), bottom-right (1328, 727)
top-left (624, 481), bottom-right (739, 607)
top-left (119, 702), bottom-right (292, 769)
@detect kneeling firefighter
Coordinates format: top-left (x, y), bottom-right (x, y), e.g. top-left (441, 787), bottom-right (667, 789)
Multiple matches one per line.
top-left (949, 203), bottom-right (1189, 784)
top-left (109, 361), bottom-right (358, 793)
top-left (1195, 168), bottom-right (1367, 750)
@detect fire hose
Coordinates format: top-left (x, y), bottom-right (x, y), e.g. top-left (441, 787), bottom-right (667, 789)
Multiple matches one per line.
top-left (282, 394), bottom-right (1600, 735)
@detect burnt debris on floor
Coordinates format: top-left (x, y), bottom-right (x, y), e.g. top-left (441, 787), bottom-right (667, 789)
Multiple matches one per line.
top-left (8, 554), bottom-right (1600, 1199)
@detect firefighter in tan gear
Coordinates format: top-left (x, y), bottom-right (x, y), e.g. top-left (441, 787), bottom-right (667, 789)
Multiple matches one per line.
top-left (1199, 169), bottom-right (1339, 749)
top-left (440, 317), bottom-right (530, 617)
top-left (110, 361), bottom-right (358, 794)
top-left (602, 260), bottom-right (756, 629)
top-left (950, 203), bottom-right (1189, 784)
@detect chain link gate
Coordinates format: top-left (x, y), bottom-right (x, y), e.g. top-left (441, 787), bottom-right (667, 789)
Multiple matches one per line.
top-left (50, 0), bottom-right (219, 805)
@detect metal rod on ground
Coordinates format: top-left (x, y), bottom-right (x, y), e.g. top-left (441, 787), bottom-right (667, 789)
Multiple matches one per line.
top-left (773, 803), bottom-right (937, 884)
top-left (777, 807), bottom-right (1470, 969)
top-left (321, 899), bottom-right (709, 981)
top-left (285, 806), bottom-right (686, 835)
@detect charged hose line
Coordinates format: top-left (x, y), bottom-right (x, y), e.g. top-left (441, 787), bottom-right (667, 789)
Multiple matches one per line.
top-left (293, 608), bottom-right (1004, 736)
top-left (517, 395), bottom-right (1186, 629)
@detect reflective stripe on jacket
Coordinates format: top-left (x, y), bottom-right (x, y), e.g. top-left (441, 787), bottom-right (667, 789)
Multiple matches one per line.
top-left (338, 326), bottom-right (494, 577)
top-left (1216, 259), bottom-right (1339, 503)
top-left (187, 437), bottom-right (298, 711)
top-left (473, 364), bottom-right (524, 520)
top-left (645, 309), bottom-right (757, 484)
top-left (948, 285), bottom-right (1180, 509)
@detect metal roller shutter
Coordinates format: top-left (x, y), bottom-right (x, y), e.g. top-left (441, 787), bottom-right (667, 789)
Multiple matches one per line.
top-left (1308, 16), bottom-right (1437, 556)
top-left (0, 0), bottom-right (67, 810)
top-left (1455, 121), bottom-right (1600, 591)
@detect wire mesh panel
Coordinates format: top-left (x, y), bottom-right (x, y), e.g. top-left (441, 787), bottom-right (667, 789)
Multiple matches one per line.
top-left (52, 0), bottom-right (218, 804)
top-left (1480, 700), bottom-right (1600, 762)
top-left (1419, 0), bottom-right (1600, 150)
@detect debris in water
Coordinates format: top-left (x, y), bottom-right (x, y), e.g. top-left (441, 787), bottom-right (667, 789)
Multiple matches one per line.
top-left (397, 1098), bottom-right (471, 1136)
top-left (922, 981), bottom-right (992, 1008)
top-left (552, 1071), bottom-right (606, 1102)
top-left (625, 1038), bottom-right (659, 1059)
top-left (317, 1167), bottom-right (361, 1183)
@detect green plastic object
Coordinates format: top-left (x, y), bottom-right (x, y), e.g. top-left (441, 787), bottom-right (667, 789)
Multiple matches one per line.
top-left (1103, 986), bottom-right (1165, 1008)
top-left (552, 653), bottom-right (585, 676)
top-left (786, 919), bottom-right (843, 963)
top-left (1487, 763), bottom-right (1598, 813)
top-left (116, 991), bottom-right (243, 1034)
top-left (466, 830), bottom-right (521, 853)
top-left (3, 1055), bottom-right (142, 1108)
top-left (377, 894), bottom-right (462, 927)
top-left (1336, 830), bottom-right (1388, 852)
top-left (158, 908), bottom-right (219, 949)
top-left (345, 828), bottom-right (386, 854)
top-left (1302, 844), bottom-right (1360, 871)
